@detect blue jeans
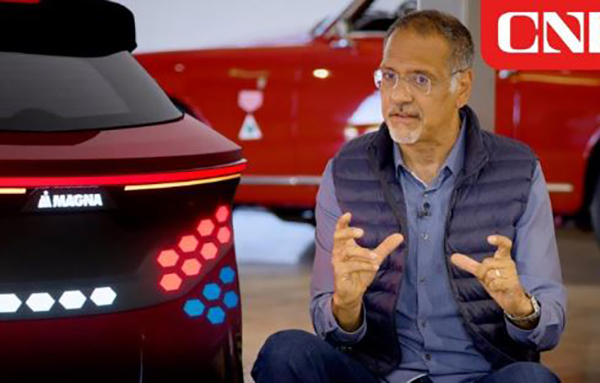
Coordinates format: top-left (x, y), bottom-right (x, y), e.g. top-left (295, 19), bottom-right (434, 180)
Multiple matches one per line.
top-left (251, 330), bottom-right (560, 383)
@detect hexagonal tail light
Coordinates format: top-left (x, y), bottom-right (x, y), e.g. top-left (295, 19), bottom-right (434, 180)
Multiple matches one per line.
top-left (155, 204), bottom-right (233, 294)
top-left (0, 294), bottom-right (22, 313)
top-left (215, 205), bottom-right (230, 223)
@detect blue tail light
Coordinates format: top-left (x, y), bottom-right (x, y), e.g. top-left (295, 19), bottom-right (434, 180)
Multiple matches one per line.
top-left (223, 292), bottom-right (238, 309)
top-left (202, 283), bottom-right (221, 301)
top-left (207, 307), bottom-right (225, 324)
top-left (219, 267), bottom-right (235, 285)
top-left (183, 299), bottom-right (205, 318)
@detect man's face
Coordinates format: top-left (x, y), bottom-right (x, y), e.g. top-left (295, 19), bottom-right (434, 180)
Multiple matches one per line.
top-left (379, 29), bottom-right (470, 145)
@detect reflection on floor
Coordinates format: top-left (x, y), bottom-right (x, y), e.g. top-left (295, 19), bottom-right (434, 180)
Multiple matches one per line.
top-left (239, 224), bottom-right (600, 383)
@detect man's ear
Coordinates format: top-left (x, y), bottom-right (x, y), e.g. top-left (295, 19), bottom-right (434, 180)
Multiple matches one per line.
top-left (455, 69), bottom-right (473, 109)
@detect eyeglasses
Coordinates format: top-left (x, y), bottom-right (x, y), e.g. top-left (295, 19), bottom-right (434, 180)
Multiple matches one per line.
top-left (373, 68), bottom-right (466, 95)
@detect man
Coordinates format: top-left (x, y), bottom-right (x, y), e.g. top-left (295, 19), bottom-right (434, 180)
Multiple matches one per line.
top-left (252, 10), bottom-right (566, 383)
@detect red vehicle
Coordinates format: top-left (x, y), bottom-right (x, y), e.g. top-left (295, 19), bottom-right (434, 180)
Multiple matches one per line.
top-left (495, 70), bottom-right (600, 243)
top-left (0, 1), bottom-right (245, 381)
top-left (136, 0), bottom-right (417, 220)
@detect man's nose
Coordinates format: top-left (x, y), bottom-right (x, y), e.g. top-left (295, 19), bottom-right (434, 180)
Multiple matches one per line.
top-left (390, 79), bottom-right (413, 103)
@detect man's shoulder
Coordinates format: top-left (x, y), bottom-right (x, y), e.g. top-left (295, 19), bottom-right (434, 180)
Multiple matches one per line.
top-left (330, 131), bottom-right (381, 184)
top-left (479, 129), bottom-right (536, 161)
top-left (334, 130), bottom-right (379, 160)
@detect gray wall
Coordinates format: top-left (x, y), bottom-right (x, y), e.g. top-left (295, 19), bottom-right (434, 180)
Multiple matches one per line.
top-left (116, 0), bottom-right (348, 52)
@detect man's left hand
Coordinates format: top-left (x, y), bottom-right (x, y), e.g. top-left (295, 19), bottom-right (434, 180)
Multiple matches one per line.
top-left (451, 235), bottom-right (534, 318)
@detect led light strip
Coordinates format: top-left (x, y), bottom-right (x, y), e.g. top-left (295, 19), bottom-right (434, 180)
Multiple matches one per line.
top-left (0, 0), bottom-right (40, 3)
top-left (0, 161), bottom-right (246, 188)
top-left (0, 287), bottom-right (117, 314)
top-left (0, 188), bottom-right (27, 195)
top-left (124, 174), bottom-right (241, 191)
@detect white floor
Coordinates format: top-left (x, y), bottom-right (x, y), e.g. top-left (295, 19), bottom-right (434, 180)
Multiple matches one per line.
top-left (233, 207), bottom-right (315, 265)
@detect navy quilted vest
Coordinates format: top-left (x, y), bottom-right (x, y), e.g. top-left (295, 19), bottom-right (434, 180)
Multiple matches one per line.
top-left (331, 106), bottom-right (539, 375)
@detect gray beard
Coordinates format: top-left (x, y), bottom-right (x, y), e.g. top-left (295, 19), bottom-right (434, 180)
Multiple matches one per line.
top-left (389, 126), bottom-right (422, 145)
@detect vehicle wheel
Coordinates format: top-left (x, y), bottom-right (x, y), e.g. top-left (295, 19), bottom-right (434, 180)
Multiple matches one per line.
top-left (272, 208), bottom-right (316, 226)
top-left (574, 210), bottom-right (593, 231)
top-left (589, 176), bottom-right (600, 246)
top-left (223, 328), bottom-right (244, 383)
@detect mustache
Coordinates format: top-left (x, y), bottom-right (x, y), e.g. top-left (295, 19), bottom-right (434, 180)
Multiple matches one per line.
top-left (387, 102), bottom-right (419, 117)
top-left (388, 107), bottom-right (420, 118)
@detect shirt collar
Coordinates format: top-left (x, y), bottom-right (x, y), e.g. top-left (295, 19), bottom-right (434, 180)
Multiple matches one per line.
top-left (393, 112), bottom-right (467, 179)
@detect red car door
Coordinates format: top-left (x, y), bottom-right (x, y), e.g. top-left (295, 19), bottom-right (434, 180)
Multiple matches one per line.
top-left (496, 70), bottom-right (600, 215)
top-left (294, 35), bottom-right (384, 206)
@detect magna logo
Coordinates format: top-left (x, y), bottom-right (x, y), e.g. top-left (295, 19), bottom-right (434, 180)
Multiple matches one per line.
top-left (37, 190), bottom-right (104, 209)
top-left (482, 0), bottom-right (600, 70)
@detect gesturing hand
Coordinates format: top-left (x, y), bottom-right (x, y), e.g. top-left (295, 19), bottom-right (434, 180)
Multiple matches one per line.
top-left (451, 235), bottom-right (534, 318)
top-left (331, 212), bottom-right (403, 330)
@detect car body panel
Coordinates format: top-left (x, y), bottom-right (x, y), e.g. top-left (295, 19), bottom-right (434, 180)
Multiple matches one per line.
top-left (496, 70), bottom-right (600, 215)
top-left (0, 115), bottom-right (242, 176)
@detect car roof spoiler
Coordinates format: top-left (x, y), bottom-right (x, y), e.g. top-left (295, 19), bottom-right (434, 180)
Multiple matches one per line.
top-left (0, 0), bottom-right (137, 57)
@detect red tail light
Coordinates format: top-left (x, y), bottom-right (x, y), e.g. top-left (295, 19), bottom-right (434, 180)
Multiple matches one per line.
top-left (197, 219), bottom-right (215, 236)
top-left (217, 227), bottom-right (231, 244)
top-left (157, 250), bottom-right (179, 268)
top-left (0, 163), bottom-right (246, 188)
top-left (201, 243), bottom-right (218, 260)
top-left (178, 236), bottom-right (199, 253)
top-left (157, 205), bottom-right (233, 293)
top-left (0, 0), bottom-right (40, 3)
top-left (159, 273), bottom-right (183, 292)
top-left (181, 259), bottom-right (202, 277)
top-left (215, 206), bottom-right (230, 223)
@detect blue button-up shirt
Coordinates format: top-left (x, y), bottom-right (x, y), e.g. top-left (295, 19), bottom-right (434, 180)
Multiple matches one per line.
top-left (310, 121), bottom-right (567, 383)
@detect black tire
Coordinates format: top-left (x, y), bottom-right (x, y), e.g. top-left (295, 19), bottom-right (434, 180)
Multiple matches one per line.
top-left (574, 209), bottom-right (593, 231)
top-left (589, 176), bottom-right (600, 246)
top-left (223, 327), bottom-right (244, 383)
top-left (272, 208), bottom-right (316, 226)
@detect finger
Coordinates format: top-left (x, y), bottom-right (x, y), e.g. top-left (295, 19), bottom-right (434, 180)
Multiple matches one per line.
top-left (488, 235), bottom-right (512, 259)
top-left (335, 212), bottom-right (352, 232)
top-left (450, 253), bottom-right (481, 276)
top-left (333, 228), bottom-right (364, 254)
top-left (373, 233), bottom-right (404, 262)
top-left (345, 247), bottom-right (378, 262)
top-left (480, 255), bottom-right (511, 271)
top-left (334, 227), bottom-right (364, 243)
top-left (478, 257), bottom-right (510, 283)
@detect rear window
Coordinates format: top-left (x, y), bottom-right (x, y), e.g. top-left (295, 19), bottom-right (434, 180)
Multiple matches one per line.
top-left (0, 51), bottom-right (182, 132)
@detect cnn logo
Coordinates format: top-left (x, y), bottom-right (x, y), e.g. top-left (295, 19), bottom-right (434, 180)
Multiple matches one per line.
top-left (482, 0), bottom-right (600, 69)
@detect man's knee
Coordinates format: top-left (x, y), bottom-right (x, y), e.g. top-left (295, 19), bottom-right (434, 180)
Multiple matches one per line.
top-left (502, 362), bottom-right (560, 382)
top-left (253, 330), bottom-right (328, 376)
top-left (259, 330), bottom-right (321, 360)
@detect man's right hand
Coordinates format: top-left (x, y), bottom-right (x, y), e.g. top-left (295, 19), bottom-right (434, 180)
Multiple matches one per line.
top-left (331, 212), bottom-right (404, 331)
